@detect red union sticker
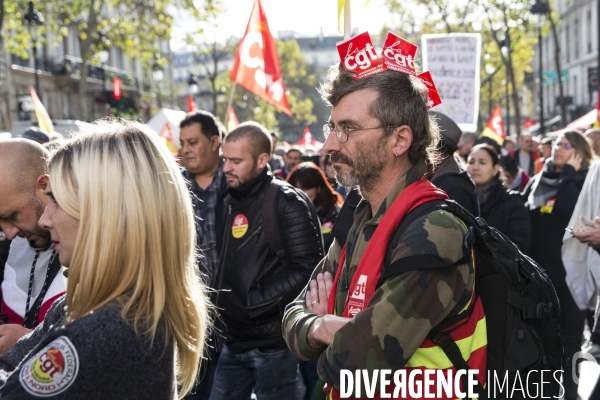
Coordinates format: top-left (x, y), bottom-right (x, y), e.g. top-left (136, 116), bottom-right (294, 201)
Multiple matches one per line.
top-left (381, 32), bottom-right (417, 75)
top-left (336, 32), bottom-right (384, 80)
top-left (417, 71), bottom-right (442, 109)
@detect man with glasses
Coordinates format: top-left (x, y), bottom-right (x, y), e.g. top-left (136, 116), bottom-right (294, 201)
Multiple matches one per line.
top-left (283, 65), bottom-right (484, 397)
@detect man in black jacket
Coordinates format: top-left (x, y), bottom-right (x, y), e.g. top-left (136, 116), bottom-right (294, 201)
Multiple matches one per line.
top-left (210, 121), bottom-right (323, 400)
top-left (429, 111), bottom-right (479, 216)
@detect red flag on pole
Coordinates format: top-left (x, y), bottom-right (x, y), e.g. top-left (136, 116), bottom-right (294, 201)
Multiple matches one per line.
top-left (230, 0), bottom-right (291, 116)
top-left (480, 106), bottom-right (506, 146)
top-left (29, 86), bottom-right (54, 134)
top-left (297, 127), bottom-right (323, 148)
top-left (187, 94), bottom-right (197, 112)
top-left (227, 107), bottom-right (239, 132)
top-left (159, 123), bottom-right (178, 154)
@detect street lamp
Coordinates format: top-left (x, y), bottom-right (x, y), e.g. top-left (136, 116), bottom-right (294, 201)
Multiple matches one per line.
top-left (23, 1), bottom-right (44, 97)
top-left (153, 63), bottom-right (164, 109)
top-left (187, 73), bottom-right (199, 95)
top-left (187, 73), bottom-right (199, 109)
top-left (98, 50), bottom-right (110, 117)
top-left (531, 0), bottom-right (549, 135)
top-left (500, 38), bottom-right (511, 137)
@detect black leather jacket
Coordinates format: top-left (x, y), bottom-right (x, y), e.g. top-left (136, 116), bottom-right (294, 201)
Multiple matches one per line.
top-left (214, 169), bottom-right (323, 353)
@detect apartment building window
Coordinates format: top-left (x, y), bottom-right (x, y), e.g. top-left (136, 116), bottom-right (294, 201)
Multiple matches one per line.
top-left (588, 12), bottom-right (593, 53)
top-left (574, 19), bottom-right (579, 59)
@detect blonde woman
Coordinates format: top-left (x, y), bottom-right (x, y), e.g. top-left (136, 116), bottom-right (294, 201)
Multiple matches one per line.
top-left (0, 121), bottom-right (209, 399)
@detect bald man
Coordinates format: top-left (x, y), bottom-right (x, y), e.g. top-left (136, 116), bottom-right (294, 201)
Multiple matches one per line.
top-left (0, 139), bottom-right (65, 354)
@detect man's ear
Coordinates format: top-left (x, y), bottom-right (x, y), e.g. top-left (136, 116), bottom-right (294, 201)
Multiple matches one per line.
top-left (257, 153), bottom-right (270, 169)
top-left (210, 135), bottom-right (221, 152)
top-left (36, 174), bottom-right (49, 191)
top-left (35, 174), bottom-right (50, 202)
top-left (392, 125), bottom-right (414, 158)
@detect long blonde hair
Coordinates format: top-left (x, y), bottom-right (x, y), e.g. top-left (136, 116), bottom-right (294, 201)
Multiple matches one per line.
top-left (48, 121), bottom-right (209, 397)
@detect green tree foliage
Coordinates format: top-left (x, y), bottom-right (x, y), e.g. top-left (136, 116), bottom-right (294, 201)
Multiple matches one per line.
top-left (383, 0), bottom-right (540, 135)
top-left (1, 0), bottom-right (34, 59)
top-left (215, 39), bottom-right (329, 143)
top-left (1, 0), bottom-right (216, 121)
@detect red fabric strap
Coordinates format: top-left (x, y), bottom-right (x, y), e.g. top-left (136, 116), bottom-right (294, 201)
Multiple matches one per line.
top-left (327, 179), bottom-right (448, 317)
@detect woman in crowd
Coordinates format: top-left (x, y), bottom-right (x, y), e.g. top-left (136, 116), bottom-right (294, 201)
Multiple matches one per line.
top-left (524, 128), bottom-right (593, 400)
top-left (0, 122), bottom-right (210, 399)
top-left (467, 144), bottom-right (531, 252)
top-left (287, 162), bottom-right (343, 252)
top-left (498, 155), bottom-right (530, 192)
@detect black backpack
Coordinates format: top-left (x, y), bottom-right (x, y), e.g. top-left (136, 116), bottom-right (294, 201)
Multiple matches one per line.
top-left (333, 189), bottom-right (565, 398)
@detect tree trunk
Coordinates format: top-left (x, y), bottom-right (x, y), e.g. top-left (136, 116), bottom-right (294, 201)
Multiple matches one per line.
top-left (548, 13), bottom-right (567, 126)
top-left (495, 9), bottom-right (521, 135)
top-left (505, 31), bottom-right (522, 136)
top-left (77, 0), bottom-right (101, 122)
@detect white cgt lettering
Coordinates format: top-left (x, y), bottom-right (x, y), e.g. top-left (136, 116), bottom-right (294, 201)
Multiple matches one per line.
top-left (383, 48), bottom-right (415, 69)
top-left (344, 43), bottom-right (378, 70)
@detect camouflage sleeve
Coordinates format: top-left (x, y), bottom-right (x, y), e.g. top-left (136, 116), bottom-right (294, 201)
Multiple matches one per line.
top-left (282, 240), bottom-right (343, 361)
top-left (317, 210), bottom-right (475, 391)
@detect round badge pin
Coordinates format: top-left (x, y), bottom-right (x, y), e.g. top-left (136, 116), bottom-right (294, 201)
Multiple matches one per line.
top-left (232, 214), bottom-right (249, 238)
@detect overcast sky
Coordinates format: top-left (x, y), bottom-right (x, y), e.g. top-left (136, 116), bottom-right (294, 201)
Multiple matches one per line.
top-left (170, 0), bottom-right (391, 50)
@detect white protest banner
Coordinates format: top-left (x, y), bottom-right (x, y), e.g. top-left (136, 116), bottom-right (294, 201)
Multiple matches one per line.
top-left (421, 34), bottom-right (481, 133)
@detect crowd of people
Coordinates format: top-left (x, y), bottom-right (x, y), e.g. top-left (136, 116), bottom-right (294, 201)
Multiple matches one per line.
top-left (1, 63), bottom-right (600, 400)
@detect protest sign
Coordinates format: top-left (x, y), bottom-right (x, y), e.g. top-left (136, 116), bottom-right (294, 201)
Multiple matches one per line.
top-left (422, 34), bottom-right (481, 133)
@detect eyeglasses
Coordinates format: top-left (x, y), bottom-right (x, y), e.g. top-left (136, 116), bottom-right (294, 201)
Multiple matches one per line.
top-left (323, 123), bottom-right (398, 143)
top-left (554, 142), bottom-right (573, 149)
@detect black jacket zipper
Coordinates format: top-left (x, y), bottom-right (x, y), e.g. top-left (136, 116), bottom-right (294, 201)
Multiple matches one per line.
top-left (237, 226), bottom-right (263, 251)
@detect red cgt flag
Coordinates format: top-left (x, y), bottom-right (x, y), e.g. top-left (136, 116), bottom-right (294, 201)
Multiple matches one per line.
top-left (480, 106), bottom-right (506, 146)
top-left (187, 94), bottom-right (197, 112)
top-left (230, 0), bottom-right (291, 116)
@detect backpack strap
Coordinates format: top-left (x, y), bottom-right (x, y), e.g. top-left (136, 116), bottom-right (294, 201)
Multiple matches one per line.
top-left (331, 187), bottom-right (361, 246)
top-left (429, 331), bottom-right (487, 399)
top-left (262, 179), bottom-right (324, 269)
top-left (378, 200), bottom-right (447, 287)
top-left (263, 180), bottom-right (288, 269)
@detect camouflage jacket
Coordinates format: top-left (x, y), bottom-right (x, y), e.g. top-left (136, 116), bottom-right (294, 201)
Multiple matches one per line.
top-left (282, 163), bottom-right (475, 393)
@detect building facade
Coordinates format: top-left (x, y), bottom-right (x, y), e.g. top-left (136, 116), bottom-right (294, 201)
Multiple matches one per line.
top-left (533, 0), bottom-right (599, 125)
top-left (0, 24), bottom-right (173, 134)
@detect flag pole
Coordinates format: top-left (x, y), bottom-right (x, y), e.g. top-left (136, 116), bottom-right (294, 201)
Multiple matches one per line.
top-left (224, 83), bottom-right (237, 127)
top-left (344, 0), bottom-right (351, 40)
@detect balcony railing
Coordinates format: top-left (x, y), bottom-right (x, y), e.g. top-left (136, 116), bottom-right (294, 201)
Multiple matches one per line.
top-left (11, 54), bottom-right (139, 89)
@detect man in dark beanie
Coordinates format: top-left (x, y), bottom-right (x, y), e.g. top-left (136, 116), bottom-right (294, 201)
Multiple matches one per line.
top-left (429, 111), bottom-right (479, 216)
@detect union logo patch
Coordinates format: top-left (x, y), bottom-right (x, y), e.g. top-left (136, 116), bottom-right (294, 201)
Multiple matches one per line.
top-left (232, 214), bottom-right (249, 239)
top-left (20, 336), bottom-right (79, 397)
